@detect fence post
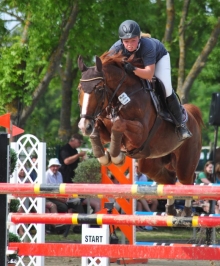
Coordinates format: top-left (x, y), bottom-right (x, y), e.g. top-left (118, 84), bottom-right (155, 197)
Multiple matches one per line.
top-left (0, 132), bottom-right (9, 266)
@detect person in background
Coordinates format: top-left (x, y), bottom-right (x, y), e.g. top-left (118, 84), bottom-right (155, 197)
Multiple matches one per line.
top-left (212, 163), bottom-right (220, 214)
top-left (195, 161), bottom-right (214, 213)
top-left (30, 155), bottom-right (38, 182)
top-left (135, 162), bottom-right (158, 231)
top-left (215, 163), bottom-right (220, 184)
top-left (59, 134), bottom-right (101, 214)
top-left (46, 158), bottom-right (83, 233)
top-left (135, 163), bottom-right (158, 212)
top-left (59, 133), bottom-right (86, 183)
top-left (195, 161), bottom-right (214, 184)
top-left (46, 158), bottom-right (68, 213)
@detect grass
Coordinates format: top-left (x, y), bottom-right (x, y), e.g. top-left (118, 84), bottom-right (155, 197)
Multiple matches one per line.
top-left (45, 226), bottom-right (197, 243)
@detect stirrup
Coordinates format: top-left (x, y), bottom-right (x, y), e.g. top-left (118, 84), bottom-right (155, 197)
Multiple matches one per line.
top-left (176, 124), bottom-right (192, 141)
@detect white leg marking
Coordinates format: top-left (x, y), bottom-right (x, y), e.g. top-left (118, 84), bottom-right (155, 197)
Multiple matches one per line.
top-left (167, 199), bottom-right (175, 206)
top-left (185, 199), bottom-right (191, 207)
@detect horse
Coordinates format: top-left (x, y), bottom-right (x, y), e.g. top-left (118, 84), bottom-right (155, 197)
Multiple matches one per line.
top-left (77, 52), bottom-right (204, 216)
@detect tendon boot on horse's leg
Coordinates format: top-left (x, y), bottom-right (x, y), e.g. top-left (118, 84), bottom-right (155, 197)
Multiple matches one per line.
top-left (90, 128), bottom-right (111, 166)
top-left (110, 130), bottom-right (125, 166)
top-left (165, 199), bottom-right (177, 216)
top-left (181, 199), bottom-right (192, 217)
top-left (166, 91), bottom-right (192, 141)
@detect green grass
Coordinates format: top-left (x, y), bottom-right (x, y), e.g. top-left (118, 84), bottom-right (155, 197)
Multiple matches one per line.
top-left (45, 227), bottom-right (197, 243)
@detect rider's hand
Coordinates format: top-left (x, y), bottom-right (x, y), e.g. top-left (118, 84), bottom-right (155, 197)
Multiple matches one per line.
top-left (124, 62), bottom-right (136, 75)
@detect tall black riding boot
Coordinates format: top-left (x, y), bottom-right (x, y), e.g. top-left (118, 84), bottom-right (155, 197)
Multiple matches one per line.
top-left (166, 92), bottom-right (192, 141)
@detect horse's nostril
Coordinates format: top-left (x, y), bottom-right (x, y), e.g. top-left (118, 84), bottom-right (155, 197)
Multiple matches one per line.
top-left (86, 123), bottom-right (93, 132)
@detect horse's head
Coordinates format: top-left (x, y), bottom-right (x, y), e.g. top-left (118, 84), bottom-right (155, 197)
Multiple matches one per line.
top-left (78, 55), bottom-right (109, 135)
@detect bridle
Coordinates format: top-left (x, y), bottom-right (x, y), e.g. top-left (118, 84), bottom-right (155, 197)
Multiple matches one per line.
top-left (79, 70), bottom-right (127, 121)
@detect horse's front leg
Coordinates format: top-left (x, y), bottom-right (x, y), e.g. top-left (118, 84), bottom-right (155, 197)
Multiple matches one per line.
top-left (90, 128), bottom-right (111, 166)
top-left (109, 117), bottom-right (126, 166)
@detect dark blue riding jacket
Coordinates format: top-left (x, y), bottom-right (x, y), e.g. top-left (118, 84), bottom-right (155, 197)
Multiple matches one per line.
top-left (109, 37), bottom-right (167, 66)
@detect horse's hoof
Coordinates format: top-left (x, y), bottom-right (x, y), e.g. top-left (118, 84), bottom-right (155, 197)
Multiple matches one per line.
top-left (111, 153), bottom-right (126, 167)
top-left (98, 151), bottom-right (112, 166)
top-left (165, 204), bottom-right (177, 216)
top-left (181, 206), bottom-right (192, 217)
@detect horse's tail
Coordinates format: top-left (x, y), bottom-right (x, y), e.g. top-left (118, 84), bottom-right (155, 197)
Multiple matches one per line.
top-left (184, 103), bottom-right (204, 130)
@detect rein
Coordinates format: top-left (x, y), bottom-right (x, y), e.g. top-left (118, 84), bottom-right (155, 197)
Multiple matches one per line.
top-left (80, 71), bottom-right (128, 121)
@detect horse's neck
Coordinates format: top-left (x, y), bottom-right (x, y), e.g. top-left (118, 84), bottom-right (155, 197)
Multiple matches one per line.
top-left (106, 70), bottom-right (141, 95)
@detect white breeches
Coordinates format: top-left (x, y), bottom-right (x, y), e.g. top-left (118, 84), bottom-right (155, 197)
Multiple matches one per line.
top-left (155, 53), bottom-right (173, 97)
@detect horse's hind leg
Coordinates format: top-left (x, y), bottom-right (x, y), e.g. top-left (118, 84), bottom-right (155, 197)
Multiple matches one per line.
top-left (176, 139), bottom-right (201, 217)
top-left (138, 157), bottom-right (177, 215)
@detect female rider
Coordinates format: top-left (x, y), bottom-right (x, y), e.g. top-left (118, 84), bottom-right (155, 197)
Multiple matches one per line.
top-left (109, 20), bottom-right (192, 141)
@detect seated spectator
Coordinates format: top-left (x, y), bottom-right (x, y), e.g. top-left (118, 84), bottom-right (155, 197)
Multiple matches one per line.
top-left (213, 163), bottom-right (220, 214)
top-left (195, 161), bottom-right (220, 214)
top-left (135, 162), bottom-right (158, 231)
top-left (195, 161), bottom-right (214, 185)
top-left (46, 158), bottom-right (69, 213)
top-left (135, 162), bottom-right (158, 212)
top-left (30, 155), bottom-right (38, 182)
top-left (46, 158), bottom-right (84, 232)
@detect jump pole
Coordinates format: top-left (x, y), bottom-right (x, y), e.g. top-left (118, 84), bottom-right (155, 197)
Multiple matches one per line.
top-left (2, 183), bottom-right (220, 200)
top-left (9, 213), bottom-right (220, 228)
top-left (8, 242), bottom-right (220, 260)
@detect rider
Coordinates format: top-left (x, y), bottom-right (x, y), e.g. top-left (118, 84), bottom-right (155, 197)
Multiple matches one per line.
top-left (109, 19), bottom-right (192, 141)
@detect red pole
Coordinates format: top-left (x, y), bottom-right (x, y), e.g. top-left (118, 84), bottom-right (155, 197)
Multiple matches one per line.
top-left (0, 183), bottom-right (220, 200)
top-left (8, 243), bottom-right (220, 260)
top-left (9, 213), bottom-right (220, 228)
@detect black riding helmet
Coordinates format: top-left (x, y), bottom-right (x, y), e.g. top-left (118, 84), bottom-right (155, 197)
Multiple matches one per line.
top-left (118, 20), bottom-right (141, 39)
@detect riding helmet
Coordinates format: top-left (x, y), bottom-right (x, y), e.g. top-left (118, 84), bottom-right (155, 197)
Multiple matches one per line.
top-left (118, 20), bottom-right (141, 39)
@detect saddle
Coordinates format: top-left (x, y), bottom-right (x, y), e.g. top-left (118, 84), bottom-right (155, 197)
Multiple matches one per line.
top-left (143, 77), bottom-right (188, 124)
top-left (125, 77), bottom-right (187, 158)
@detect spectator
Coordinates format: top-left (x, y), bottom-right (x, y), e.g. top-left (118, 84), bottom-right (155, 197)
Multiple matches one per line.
top-left (215, 163), bottom-right (220, 183)
top-left (213, 163), bottom-right (220, 214)
top-left (59, 134), bottom-right (101, 213)
top-left (135, 163), bottom-right (158, 212)
top-left (195, 160), bottom-right (214, 184)
top-left (59, 133), bottom-right (86, 183)
top-left (195, 161), bottom-right (215, 213)
top-left (46, 158), bottom-right (83, 233)
top-left (30, 155), bottom-right (38, 182)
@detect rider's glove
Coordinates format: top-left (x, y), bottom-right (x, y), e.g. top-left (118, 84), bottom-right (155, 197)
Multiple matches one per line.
top-left (124, 62), bottom-right (136, 75)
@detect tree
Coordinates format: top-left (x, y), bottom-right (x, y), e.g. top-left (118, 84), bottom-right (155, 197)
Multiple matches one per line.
top-left (1, 0), bottom-right (219, 146)
top-left (0, 0), bottom-right (79, 128)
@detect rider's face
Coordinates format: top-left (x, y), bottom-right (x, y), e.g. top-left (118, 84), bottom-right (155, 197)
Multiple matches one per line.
top-left (122, 36), bottom-right (139, 52)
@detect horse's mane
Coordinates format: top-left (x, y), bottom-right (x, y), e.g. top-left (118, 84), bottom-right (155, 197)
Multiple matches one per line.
top-left (100, 51), bottom-right (125, 68)
top-left (100, 51), bottom-right (144, 69)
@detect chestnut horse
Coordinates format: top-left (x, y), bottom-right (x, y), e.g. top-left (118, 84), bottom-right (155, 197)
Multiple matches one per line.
top-left (78, 52), bottom-right (203, 216)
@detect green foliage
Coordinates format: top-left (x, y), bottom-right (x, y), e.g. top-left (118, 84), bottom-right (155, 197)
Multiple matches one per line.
top-left (10, 148), bottom-right (18, 175)
top-left (74, 158), bottom-right (101, 184)
top-left (0, 0), bottom-right (220, 147)
top-left (8, 232), bottom-right (21, 262)
top-left (9, 199), bottom-right (20, 213)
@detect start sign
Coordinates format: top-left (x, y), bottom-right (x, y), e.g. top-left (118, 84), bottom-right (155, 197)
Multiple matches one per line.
top-left (82, 224), bottom-right (109, 266)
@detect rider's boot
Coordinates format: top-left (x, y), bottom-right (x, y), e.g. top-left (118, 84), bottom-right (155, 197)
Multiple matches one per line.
top-left (166, 91), bottom-right (192, 141)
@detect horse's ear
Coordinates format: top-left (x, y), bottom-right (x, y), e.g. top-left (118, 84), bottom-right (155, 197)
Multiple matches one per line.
top-left (95, 56), bottom-right (102, 72)
top-left (78, 55), bottom-right (88, 72)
